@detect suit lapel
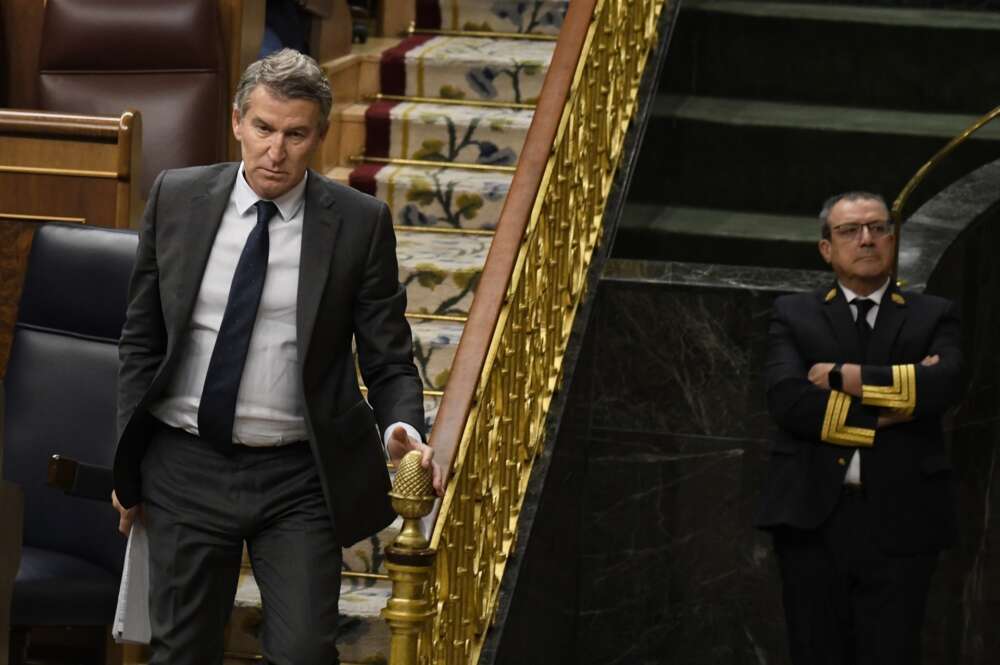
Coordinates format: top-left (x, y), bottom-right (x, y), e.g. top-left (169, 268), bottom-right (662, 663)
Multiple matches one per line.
top-left (867, 283), bottom-right (906, 364)
top-left (296, 171), bottom-right (342, 365)
top-left (171, 165), bottom-right (238, 338)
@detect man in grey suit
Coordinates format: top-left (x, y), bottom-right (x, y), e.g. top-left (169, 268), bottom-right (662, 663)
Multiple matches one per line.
top-left (110, 49), bottom-right (442, 664)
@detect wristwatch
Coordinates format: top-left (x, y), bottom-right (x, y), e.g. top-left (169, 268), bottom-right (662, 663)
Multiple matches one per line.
top-left (828, 363), bottom-right (843, 391)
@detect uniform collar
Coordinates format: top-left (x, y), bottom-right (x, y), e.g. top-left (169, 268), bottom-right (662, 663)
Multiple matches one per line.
top-left (839, 277), bottom-right (891, 306)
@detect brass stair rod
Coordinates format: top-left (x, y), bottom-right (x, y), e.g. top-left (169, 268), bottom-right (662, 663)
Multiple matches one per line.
top-left (891, 103), bottom-right (1000, 279)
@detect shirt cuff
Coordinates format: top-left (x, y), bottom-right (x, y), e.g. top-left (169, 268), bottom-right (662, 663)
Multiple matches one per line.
top-left (383, 421), bottom-right (423, 455)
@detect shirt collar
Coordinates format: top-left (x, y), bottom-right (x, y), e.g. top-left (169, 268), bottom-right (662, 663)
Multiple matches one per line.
top-left (839, 277), bottom-right (891, 306)
top-left (233, 162), bottom-right (308, 221)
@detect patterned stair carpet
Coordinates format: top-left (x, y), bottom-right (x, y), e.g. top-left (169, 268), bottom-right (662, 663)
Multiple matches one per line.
top-left (381, 36), bottom-right (554, 104)
top-left (228, 3), bottom-right (564, 660)
top-left (353, 100), bottom-right (532, 165)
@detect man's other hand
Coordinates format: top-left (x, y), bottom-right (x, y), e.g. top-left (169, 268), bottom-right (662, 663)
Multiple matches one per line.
top-left (808, 362), bottom-right (835, 389)
top-left (921, 354), bottom-right (940, 366)
top-left (111, 490), bottom-right (142, 537)
top-left (387, 426), bottom-right (445, 496)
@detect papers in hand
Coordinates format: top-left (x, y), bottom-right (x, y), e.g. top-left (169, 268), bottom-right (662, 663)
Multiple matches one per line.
top-left (112, 520), bottom-right (151, 644)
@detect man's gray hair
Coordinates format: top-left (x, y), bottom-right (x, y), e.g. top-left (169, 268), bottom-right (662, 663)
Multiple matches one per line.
top-left (233, 49), bottom-right (332, 131)
top-left (818, 191), bottom-right (888, 239)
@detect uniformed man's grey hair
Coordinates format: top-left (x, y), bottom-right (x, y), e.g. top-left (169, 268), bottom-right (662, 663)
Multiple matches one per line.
top-left (233, 48), bottom-right (332, 131)
top-left (818, 191), bottom-right (888, 239)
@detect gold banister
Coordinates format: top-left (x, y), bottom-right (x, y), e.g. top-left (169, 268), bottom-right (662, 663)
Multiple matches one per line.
top-left (891, 103), bottom-right (1000, 276)
top-left (383, 0), bottom-right (671, 662)
top-left (427, 0), bottom-right (600, 483)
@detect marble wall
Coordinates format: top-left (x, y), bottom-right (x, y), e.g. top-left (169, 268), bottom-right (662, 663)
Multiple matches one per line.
top-left (492, 251), bottom-right (1000, 665)
top-left (494, 260), bottom-right (828, 665)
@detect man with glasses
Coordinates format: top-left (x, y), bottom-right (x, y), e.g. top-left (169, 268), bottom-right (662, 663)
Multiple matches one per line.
top-left (755, 191), bottom-right (963, 664)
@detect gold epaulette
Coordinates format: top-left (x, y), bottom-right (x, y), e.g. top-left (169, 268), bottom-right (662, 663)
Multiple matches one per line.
top-left (891, 292), bottom-right (906, 305)
top-left (821, 391), bottom-right (875, 447)
top-left (825, 288), bottom-right (837, 302)
top-left (862, 364), bottom-right (916, 409)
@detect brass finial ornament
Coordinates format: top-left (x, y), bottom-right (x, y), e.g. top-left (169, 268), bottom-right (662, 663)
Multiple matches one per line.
top-left (383, 450), bottom-right (437, 665)
top-left (387, 450), bottom-right (436, 549)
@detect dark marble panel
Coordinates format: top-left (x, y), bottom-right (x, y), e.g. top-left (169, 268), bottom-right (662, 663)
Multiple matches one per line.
top-left (577, 429), bottom-right (785, 665)
top-left (583, 266), bottom-right (797, 441)
top-left (496, 262), bottom-right (806, 665)
top-left (603, 259), bottom-right (830, 293)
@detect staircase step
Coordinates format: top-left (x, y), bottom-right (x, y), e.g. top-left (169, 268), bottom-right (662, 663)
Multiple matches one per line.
top-left (416, 0), bottom-right (568, 35)
top-left (355, 100), bottom-right (532, 166)
top-left (381, 36), bottom-right (555, 105)
top-left (229, 569), bottom-right (392, 664)
top-left (409, 317), bottom-right (464, 391)
top-left (615, 204), bottom-right (827, 270)
top-left (398, 229), bottom-right (490, 316)
top-left (335, 163), bottom-right (512, 231)
top-left (630, 94), bottom-right (1000, 216)
top-left (665, 0), bottom-right (1000, 113)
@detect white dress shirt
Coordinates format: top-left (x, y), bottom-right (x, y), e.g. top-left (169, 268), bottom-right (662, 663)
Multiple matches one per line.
top-left (838, 278), bottom-right (890, 485)
top-left (150, 164), bottom-right (420, 448)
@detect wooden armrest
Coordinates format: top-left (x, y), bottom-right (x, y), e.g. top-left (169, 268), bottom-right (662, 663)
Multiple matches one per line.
top-left (47, 455), bottom-right (114, 502)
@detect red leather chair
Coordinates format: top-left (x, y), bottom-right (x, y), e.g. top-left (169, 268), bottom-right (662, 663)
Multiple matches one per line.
top-left (37, 0), bottom-right (228, 198)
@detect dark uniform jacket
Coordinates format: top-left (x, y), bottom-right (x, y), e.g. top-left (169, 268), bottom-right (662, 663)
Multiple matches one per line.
top-left (113, 163), bottom-right (424, 546)
top-left (754, 283), bottom-right (963, 555)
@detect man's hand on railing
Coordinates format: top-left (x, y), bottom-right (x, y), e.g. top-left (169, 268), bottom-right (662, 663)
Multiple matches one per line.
top-left (386, 426), bottom-right (445, 496)
top-left (111, 490), bottom-right (143, 537)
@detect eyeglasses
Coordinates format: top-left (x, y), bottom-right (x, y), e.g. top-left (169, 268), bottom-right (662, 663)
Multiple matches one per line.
top-left (829, 221), bottom-right (894, 240)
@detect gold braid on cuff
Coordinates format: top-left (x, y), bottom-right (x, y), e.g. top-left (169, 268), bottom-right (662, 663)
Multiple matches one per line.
top-left (862, 363), bottom-right (916, 413)
top-left (821, 390), bottom-right (876, 447)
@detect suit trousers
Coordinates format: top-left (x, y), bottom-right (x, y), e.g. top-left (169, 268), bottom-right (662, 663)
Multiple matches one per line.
top-left (141, 420), bottom-right (342, 665)
top-left (773, 488), bottom-right (937, 665)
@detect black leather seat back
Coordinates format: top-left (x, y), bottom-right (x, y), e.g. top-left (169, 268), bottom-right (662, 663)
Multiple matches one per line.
top-left (2, 223), bottom-right (137, 575)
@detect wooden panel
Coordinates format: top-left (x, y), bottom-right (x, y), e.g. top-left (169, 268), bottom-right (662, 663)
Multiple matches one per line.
top-left (219, 0), bottom-right (266, 161)
top-left (310, 0), bottom-right (352, 65)
top-left (0, 220), bottom-right (36, 379)
top-left (0, 174), bottom-right (118, 222)
top-left (0, 0), bottom-right (43, 108)
top-left (0, 135), bottom-right (120, 173)
top-left (378, 0), bottom-right (414, 38)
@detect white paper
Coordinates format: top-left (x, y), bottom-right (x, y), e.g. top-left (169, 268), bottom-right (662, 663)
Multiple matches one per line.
top-left (112, 521), bottom-right (152, 645)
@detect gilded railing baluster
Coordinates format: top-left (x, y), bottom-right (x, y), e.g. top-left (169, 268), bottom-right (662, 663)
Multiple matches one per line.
top-left (383, 1), bottom-right (671, 663)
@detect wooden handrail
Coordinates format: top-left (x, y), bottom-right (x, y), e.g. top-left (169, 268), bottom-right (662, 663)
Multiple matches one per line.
top-left (0, 110), bottom-right (123, 141)
top-left (427, 0), bottom-right (599, 472)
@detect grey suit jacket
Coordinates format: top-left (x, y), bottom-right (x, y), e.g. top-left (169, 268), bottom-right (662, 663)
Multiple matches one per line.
top-left (113, 162), bottom-right (424, 546)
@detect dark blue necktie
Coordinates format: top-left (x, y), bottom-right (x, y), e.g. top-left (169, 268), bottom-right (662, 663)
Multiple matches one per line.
top-left (852, 298), bottom-right (875, 358)
top-left (198, 200), bottom-right (278, 446)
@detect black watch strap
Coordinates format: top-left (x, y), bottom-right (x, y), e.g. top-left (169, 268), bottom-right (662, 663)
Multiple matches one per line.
top-left (828, 363), bottom-right (844, 391)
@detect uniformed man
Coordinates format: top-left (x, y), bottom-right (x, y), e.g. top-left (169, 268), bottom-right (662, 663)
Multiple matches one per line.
top-left (755, 191), bottom-right (963, 665)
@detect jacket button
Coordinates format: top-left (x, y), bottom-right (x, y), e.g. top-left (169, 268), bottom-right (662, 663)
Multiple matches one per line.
top-left (837, 457), bottom-right (847, 466)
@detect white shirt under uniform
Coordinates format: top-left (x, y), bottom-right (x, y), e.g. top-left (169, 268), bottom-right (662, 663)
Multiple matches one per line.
top-left (150, 163), bottom-right (419, 448)
top-left (837, 278), bottom-right (890, 486)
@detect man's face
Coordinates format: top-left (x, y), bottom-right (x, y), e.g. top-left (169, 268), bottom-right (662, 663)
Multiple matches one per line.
top-left (232, 85), bottom-right (326, 200)
top-left (818, 198), bottom-right (895, 288)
